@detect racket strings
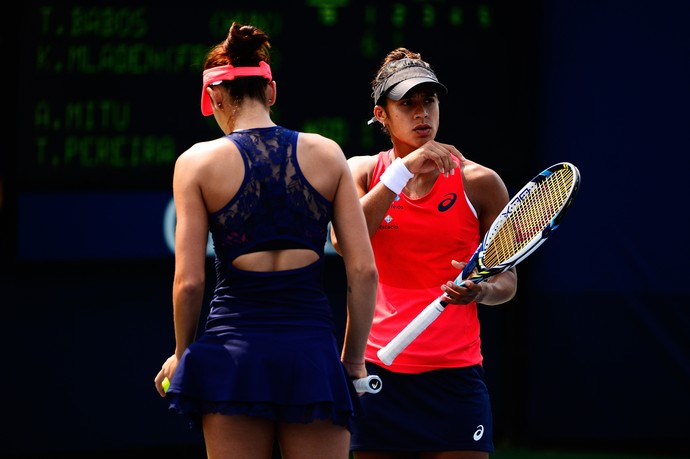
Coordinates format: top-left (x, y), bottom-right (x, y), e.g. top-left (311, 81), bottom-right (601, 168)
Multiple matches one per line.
top-left (483, 168), bottom-right (575, 268)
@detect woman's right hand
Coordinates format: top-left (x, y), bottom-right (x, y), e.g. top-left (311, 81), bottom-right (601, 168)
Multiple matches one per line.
top-left (402, 140), bottom-right (464, 176)
top-left (342, 359), bottom-right (367, 380)
top-left (154, 354), bottom-right (179, 397)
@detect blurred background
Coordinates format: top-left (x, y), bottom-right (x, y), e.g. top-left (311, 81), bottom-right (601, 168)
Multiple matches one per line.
top-left (1, 1), bottom-right (688, 458)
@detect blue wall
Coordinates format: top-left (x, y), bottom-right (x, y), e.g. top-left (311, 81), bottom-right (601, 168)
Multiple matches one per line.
top-left (523, 0), bottom-right (690, 451)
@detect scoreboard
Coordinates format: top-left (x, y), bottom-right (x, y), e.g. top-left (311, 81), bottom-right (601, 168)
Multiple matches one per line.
top-left (7, 1), bottom-right (539, 261)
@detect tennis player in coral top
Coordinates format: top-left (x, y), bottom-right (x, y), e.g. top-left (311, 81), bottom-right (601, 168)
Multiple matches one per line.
top-left (330, 48), bottom-right (518, 459)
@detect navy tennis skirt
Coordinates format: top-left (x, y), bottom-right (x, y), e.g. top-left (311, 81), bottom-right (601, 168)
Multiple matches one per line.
top-left (350, 363), bottom-right (494, 453)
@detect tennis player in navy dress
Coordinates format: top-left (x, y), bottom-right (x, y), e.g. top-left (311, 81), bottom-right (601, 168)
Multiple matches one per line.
top-left (154, 22), bottom-right (377, 459)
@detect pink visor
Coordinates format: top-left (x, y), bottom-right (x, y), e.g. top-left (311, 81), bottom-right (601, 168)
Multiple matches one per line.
top-left (200, 61), bottom-right (273, 116)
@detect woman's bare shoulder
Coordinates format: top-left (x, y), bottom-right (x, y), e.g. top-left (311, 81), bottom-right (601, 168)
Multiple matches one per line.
top-left (297, 131), bottom-right (340, 151)
top-left (348, 154), bottom-right (379, 167)
top-left (174, 137), bottom-right (237, 180)
top-left (461, 159), bottom-right (505, 187)
top-left (346, 153), bottom-right (380, 178)
top-left (179, 137), bottom-right (233, 159)
top-left (461, 158), bottom-right (510, 215)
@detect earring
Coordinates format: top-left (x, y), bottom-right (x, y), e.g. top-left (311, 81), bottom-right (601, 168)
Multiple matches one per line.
top-left (268, 99), bottom-right (272, 103)
top-left (217, 103), bottom-right (222, 107)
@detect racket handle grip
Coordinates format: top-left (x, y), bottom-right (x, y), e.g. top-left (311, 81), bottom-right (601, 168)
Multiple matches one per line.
top-left (377, 299), bottom-right (445, 366)
top-left (353, 375), bottom-right (382, 394)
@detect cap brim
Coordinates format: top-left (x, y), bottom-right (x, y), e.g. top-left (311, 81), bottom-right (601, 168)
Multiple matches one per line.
top-left (201, 89), bottom-right (214, 116)
top-left (387, 78), bottom-right (448, 101)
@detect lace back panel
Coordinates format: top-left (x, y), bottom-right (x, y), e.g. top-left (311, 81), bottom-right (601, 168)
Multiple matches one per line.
top-left (209, 127), bottom-right (333, 265)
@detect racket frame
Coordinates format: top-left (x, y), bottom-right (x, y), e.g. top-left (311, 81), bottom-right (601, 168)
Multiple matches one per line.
top-left (458, 161), bottom-right (580, 287)
top-left (377, 162), bottom-right (581, 365)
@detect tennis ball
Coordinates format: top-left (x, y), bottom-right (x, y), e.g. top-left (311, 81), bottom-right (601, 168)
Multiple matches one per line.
top-left (162, 377), bottom-right (170, 393)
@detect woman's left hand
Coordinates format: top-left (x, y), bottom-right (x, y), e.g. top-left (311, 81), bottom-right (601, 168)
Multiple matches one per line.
top-left (440, 260), bottom-right (483, 304)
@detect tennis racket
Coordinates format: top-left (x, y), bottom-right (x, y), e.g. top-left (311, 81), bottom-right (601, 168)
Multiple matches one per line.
top-left (352, 375), bottom-right (383, 394)
top-left (377, 162), bottom-right (581, 366)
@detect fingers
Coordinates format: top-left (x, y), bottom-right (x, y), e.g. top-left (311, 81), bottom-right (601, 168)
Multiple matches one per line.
top-left (438, 142), bottom-right (465, 162)
top-left (407, 141), bottom-right (463, 176)
top-left (441, 280), bottom-right (481, 304)
top-left (154, 369), bottom-right (169, 398)
top-left (451, 259), bottom-right (466, 270)
top-left (433, 142), bottom-right (465, 176)
top-left (155, 354), bottom-right (180, 397)
top-left (430, 142), bottom-right (457, 175)
top-left (441, 259), bottom-right (480, 303)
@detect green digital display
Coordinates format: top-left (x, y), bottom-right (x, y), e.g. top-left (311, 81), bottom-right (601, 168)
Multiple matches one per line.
top-left (14, 1), bottom-right (538, 191)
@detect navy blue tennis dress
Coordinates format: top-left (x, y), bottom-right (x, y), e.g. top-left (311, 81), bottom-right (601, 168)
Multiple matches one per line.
top-left (166, 126), bottom-right (358, 430)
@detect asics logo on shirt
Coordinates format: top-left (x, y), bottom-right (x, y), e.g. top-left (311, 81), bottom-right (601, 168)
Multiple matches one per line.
top-left (473, 425), bottom-right (484, 441)
top-left (438, 193), bottom-right (458, 212)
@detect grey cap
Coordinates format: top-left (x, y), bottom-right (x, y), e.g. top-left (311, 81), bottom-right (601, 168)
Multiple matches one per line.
top-left (372, 58), bottom-right (447, 105)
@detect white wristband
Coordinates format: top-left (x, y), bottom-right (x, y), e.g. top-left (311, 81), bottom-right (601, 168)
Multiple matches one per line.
top-left (380, 158), bottom-right (413, 195)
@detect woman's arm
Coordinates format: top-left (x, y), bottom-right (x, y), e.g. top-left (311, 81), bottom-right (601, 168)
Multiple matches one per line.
top-left (328, 147), bottom-right (378, 379)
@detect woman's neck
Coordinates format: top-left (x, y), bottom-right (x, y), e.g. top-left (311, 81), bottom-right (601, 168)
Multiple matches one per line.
top-left (222, 101), bottom-right (275, 133)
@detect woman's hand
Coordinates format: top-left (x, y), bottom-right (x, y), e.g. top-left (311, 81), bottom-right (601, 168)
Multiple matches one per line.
top-left (440, 260), bottom-right (483, 304)
top-left (341, 359), bottom-right (367, 380)
top-left (402, 141), bottom-right (464, 176)
top-left (154, 354), bottom-right (179, 397)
